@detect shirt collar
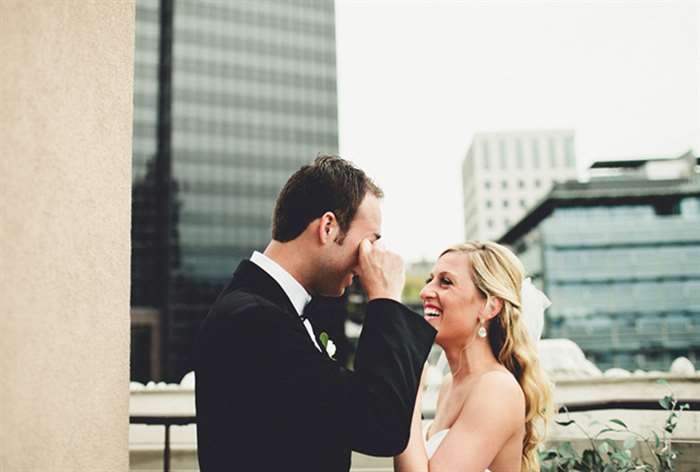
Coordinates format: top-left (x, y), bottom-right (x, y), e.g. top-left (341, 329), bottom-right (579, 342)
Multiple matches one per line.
top-left (250, 251), bottom-right (311, 317)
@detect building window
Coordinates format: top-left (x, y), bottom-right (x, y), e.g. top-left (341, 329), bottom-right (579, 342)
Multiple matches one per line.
top-left (565, 136), bottom-right (575, 168)
top-left (503, 200), bottom-right (509, 208)
top-left (534, 179), bottom-right (541, 188)
top-left (531, 139), bottom-right (540, 169)
top-left (548, 138), bottom-right (557, 168)
top-left (519, 199), bottom-right (526, 208)
top-left (504, 218), bottom-right (510, 227)
top-left (515, 139), bottom-right (524, 169)
top-left (485, 181), bottom-right (491, 190)
top-left (501, 180), bottom-right (508, 189)
top-left (654, 200), bottom-right (681, 216)
top-left (485, 200), bottom-right (492, 209)
top-left (487, 219), bottom-right (494, 228)
top-left (499, 139), bottom-right (507, 170)
top-left (481, 141), bottom-right (491, 170)
top-left (518, 179), bottom-right (525, 189)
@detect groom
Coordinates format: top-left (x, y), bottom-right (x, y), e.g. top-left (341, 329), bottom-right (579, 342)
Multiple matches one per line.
top-left (194, 156), bottom-right (436, 471)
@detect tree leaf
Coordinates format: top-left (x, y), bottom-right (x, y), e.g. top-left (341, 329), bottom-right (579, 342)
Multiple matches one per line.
top-left (659, 396), bottom-right (673, 410)
top-left (656, 378), bottom-right (669, 386)
top-left (559, 442), bottom-right (577, 459)
top-left (610, 419), bottom-right (628, 429)
top-left (556, 419), bottom-right (575, 427)
top-left (581, 449), bottom-right (603, 469)
top-left (611, 451), bottom-right (630, 464)
top-left (653, 431), bottom-right (660, 448)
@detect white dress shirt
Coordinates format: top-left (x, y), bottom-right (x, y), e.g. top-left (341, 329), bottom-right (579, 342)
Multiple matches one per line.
top-left (250, 251), bottom-right (322, 352)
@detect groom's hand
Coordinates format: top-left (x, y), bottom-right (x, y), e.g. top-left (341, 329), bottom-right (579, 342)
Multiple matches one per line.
top-left (356, 239), bottom-right (405, 302)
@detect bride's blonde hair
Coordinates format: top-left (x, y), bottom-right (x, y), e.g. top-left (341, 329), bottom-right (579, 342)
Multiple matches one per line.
top-left (441, 241), bottom-right (553, 471)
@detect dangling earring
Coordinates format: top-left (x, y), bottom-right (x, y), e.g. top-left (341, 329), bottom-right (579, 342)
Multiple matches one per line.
top-left (477, 318), bottom-right (488, 338)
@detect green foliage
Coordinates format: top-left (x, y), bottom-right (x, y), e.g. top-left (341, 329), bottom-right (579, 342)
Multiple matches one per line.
top-left (539, 384), bottom-right (688, 471)
top-left (402, 275), bottom-right (425, 305)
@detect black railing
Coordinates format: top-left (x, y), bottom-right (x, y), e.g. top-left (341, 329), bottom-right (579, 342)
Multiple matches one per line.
top-left (131, 399), bottom-right (698, 472)
top-left (559, 398), bottom-right (700, 413)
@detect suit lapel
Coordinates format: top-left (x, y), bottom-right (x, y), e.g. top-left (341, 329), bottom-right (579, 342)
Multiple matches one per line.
top-left (227, 260), bottom-right (300, 320)
top-left (226, 260), bottom-right (330, 356)
top-left (303, 299), bottom-right (328, 355)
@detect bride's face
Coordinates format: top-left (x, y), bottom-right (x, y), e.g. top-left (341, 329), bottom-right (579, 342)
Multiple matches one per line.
top-left (420, 251), bottom-right (487, 346)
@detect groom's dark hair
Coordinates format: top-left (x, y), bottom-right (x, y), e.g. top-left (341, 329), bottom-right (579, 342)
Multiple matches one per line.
top-left (272, 155), bottom-right (383, 243)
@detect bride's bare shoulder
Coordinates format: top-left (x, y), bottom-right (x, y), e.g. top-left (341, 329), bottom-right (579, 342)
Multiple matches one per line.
top-left (476, 370), bottom-right (524, 404)
top-left (458, 370), bottom-right (525, 428)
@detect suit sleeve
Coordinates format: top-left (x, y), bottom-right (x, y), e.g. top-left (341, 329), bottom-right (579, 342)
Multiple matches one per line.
top-left (345, 299), bottom-right (436, 455)
top-left (274, 298), bottom-right (436, 456)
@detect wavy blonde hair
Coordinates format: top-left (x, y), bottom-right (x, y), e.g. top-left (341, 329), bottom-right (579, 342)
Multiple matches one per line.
top-left (441, 241), bottom-right (554, 471)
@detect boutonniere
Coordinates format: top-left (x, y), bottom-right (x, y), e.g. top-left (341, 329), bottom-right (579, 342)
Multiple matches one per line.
top-left (319, 331), bottom-right (336, 359)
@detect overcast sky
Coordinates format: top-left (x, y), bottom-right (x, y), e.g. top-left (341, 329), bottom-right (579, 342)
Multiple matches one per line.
top-left (334, 0), bottom-right (699, 263)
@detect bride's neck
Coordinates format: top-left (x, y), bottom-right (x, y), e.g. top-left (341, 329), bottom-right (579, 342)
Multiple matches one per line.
top-left (443, 338), bottom-right (499, 382)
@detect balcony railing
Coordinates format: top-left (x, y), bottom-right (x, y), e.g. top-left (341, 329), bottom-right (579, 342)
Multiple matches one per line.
top-left (131, 398), bottom-right (699, 472)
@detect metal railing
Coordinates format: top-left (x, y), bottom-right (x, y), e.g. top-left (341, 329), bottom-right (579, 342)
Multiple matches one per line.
top-left (130, 399), bottom-right (698, 472)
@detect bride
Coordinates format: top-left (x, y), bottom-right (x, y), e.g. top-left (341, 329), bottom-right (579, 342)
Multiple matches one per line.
top-left (395, 242), bottom-right (553, 471)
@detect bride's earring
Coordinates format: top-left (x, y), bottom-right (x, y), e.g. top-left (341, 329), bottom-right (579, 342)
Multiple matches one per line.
top-left (477, 318), bottom-right (488, 338)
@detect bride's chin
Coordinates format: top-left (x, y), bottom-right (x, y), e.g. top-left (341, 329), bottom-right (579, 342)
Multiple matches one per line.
top-left (433, 332), bottom-right (448, 349)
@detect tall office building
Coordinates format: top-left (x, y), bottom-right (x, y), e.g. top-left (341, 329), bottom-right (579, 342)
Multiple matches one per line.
top-left (131, 0), bottom-right (339, 381)
top-left (463, 130), bottom-right (577, 241)
top-left (500, 152), bottom-right (700, 371)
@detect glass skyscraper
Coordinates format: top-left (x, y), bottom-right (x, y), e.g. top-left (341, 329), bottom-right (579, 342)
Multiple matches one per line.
top-left (500, 152), bottom-right (700, 371)
top-left (131, 0), bottom-right (339, 381)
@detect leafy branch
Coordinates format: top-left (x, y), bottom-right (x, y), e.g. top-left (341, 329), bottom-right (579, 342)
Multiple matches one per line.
top-left (539, 382), bottom-right (689, 472)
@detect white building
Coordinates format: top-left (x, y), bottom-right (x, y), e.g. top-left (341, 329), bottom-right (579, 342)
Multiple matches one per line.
top-left (463, 130), bottom-right (578, 241)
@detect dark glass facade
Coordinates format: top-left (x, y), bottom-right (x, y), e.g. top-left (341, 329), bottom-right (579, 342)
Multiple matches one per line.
top-left (131, 0), bottom-right (339, 381)
top-left (504, 178), bottom-right (700, 372)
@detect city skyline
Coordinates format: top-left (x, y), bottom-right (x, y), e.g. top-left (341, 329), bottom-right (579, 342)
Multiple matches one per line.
top-left (335, 0), bottom-right (699, 263)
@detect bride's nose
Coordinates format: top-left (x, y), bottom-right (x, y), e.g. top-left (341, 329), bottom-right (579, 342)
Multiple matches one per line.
top-left (419, 284), bottom-right (435, 301)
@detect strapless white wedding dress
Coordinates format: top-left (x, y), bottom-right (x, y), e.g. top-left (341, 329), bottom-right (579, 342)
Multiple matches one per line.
top-left (424, 426), bottom-right (490, 471)
top-left (425, 428), bottom-right (449, 459)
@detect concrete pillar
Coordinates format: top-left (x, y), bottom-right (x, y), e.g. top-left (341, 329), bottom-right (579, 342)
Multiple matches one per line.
top-left (0, 2), bottom-right (135, 470)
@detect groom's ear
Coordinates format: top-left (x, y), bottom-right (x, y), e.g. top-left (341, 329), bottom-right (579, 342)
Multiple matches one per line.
top-left (317, 211), bottom-right (338, 244)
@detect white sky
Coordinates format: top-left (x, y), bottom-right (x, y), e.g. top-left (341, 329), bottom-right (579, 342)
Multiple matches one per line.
top-left (334, 0), bottom-right (700, 263)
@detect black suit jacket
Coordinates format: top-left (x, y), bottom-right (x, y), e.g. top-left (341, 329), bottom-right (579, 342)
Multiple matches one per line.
top-left (194, 260), bottom-right (436, 472)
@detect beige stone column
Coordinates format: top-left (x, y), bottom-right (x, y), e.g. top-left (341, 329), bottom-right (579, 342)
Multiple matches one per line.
top-left (0, 2), bottom-right (135, 470)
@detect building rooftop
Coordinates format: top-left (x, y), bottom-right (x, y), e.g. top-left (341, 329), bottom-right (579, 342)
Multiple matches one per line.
top-left (499, 152), bottom-right (700, 245)
top-left (589, 154), bottom-right (700, 169)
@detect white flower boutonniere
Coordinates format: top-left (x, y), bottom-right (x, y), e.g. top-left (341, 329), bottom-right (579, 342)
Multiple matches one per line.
top-left (319, 331), bottom-right (336, 359)
top-left (326, 339), bottom-right (336, 358)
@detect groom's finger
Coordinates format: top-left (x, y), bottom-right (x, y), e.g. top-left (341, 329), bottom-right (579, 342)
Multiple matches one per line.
top-left (359, 238), bottom-right (372, 257)
top-left (355, 238), bottom-right (372, 277)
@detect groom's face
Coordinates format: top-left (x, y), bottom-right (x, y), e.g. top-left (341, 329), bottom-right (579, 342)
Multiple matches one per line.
top-left (320, 193), bottom-right (382, 296)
